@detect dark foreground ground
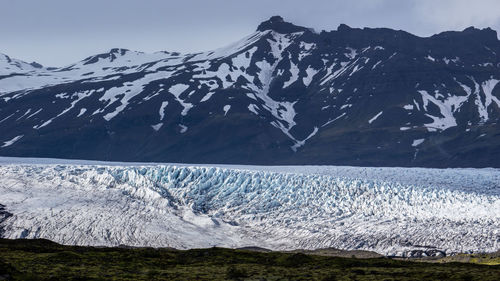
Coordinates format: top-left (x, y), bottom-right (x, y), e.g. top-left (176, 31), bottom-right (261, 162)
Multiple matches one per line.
top-left (0, 239), bottom-right (499, 280)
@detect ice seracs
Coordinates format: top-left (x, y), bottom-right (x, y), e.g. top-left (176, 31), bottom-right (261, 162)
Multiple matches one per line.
top-left (0, 158), bottom-right (498, 256)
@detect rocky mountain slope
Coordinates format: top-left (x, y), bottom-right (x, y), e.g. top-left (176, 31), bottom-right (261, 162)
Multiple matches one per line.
top-left (1, 16), bottom-right (499, 167)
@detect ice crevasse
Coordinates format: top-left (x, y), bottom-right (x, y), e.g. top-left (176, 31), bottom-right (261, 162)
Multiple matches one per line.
top-left (0, 163), bottom-right (499, 256)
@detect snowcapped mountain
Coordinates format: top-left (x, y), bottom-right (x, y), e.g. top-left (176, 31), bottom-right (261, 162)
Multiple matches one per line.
top-left (1, 16), bottom-right (500, 167)
top-left (0, 53), bottom-right (43, 76)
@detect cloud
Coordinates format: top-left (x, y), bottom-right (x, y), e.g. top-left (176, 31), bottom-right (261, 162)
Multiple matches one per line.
top-left (413, 0), bottom-right (500, 33)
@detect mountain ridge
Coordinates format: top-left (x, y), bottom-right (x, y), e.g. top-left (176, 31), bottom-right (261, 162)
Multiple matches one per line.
top-left (4, 16), bottom-right (498, 69)
top-left (1, 16), bottom-right (499, 167)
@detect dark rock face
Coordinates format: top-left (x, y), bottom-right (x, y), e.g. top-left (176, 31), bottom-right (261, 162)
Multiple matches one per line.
top-left (0, 16), bottom-right (499, 167)
top-left (257, 15), bottom-right (311, 33)
top-left (0, 204), bottom-right (12, 237)
top-left (403, 249), bottom-right (447, 258)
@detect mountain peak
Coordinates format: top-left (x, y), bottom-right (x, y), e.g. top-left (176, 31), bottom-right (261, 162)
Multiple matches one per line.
top-left (109, 48), bottom-right (130, 55)
top-left (337, 23), bottom-right (352, 32)
top-left (29, 61), bottom-right (43, 69)
top-left (81, 48), bottom-right (132, 65)
top-left (257, 16), bottom-right (310, 33)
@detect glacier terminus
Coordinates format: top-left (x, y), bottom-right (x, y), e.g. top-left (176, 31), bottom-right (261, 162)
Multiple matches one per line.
top-left (0, 157), bottom-right (498, 257)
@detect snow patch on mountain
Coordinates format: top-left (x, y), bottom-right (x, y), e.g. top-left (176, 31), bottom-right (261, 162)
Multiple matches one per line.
top-left (232, 47), bottom-right (258, 70)
top-left (151, 123), bottom-right (163, 131)
top-left (291, 127), bottom-right (319, 151)
top-left (368, 111), bottom-right (383, 124)
top-left (77, 108), bottom-right (87, 117)
top-left (200, 92), bottom-right (215, 102)
top-left (179, 124), bottom-right (188, 133)
top-left (98, 72), bottom-right (169, 121)
top-left (322, 113), bottom-right (346, 127)
top-left (412, 138), bottom-right (425, 147)
top-left (0, 54), bottom-right (41, 76)
top-left (190, 31), bottom-right (268, 61)
top-left (223, 105), bottom-right (231, 116)
top-left (283, 61), bottom-right (300, 88)
top-left (345, 47), bottom-right (358, 59)
top-left (418, 90), bottom-right (458, 132)
top-left (248, 104), bottom-right (259, 115)
top-left (168, 84), bottom-right (192, 116)
top-left (481, 78), bottom-right (500, 109)
top-left (1, 136), bottom-right (23, 147)
top-left (302, 66), bottom-right (318, 87)
top-left (299, 42), bottom-right (315, 60)
top-left (159, 101), bottom-right (169, 121)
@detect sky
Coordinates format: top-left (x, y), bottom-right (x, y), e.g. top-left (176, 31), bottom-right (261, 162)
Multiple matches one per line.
top-left (1, 0), bottom-right (499, 67)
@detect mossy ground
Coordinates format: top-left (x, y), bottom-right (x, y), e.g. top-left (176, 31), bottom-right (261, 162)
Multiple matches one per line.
top-left (0, 239), bottom-right (499, 280)
top-left (434, 253), bottom-right (500, 266)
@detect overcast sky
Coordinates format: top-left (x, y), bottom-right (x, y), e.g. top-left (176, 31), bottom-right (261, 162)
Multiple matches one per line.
top-left (1, 0), bottom-right (499, 66)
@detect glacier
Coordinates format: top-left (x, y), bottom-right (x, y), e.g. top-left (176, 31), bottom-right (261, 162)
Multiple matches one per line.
top-left (0, 157), bottom-right (499, 256)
